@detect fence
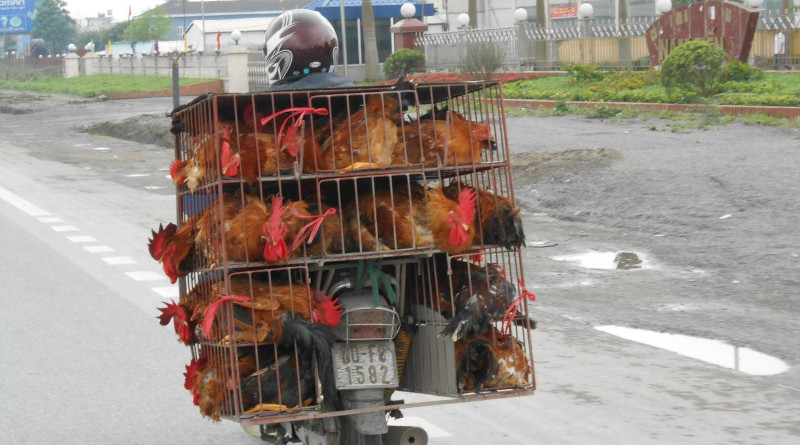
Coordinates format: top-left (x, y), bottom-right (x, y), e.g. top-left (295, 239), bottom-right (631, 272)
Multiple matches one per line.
top-left (2, 54), bottom-right (63, 76)
top-left (419, 10), bottom-right (800, 71)
top-left (82, 52), bottom-right (229, 79)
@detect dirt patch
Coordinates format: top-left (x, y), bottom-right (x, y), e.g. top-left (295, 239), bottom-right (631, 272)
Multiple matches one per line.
top-left (511, 148), bottom-right (623, 186)
top-left (80, 114), bottom-right (173, 149)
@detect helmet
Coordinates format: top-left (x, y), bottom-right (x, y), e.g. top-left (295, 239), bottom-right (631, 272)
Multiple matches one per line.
top-left (263, 10), bottom-right (339, 85)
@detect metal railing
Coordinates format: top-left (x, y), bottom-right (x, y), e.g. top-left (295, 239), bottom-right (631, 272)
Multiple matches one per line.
top-left (418, 10), bottom-right (800, 71)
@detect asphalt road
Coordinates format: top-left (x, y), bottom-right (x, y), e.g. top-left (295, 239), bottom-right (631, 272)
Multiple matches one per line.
top-left (0, 93), bottom-right (798, 444)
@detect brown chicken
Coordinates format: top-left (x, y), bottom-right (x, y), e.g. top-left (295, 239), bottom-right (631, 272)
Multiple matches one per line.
top-left (196, 278), bottom-right (342, 345)
top-left (442, 182), bottom-right (526, 249)
top-left (344, 183), bottom-right (432, 252)
top-left (426, 185), bottom-right (478, 254)
top-left (395, 107), bottom-right (495, 167)
top-left (455, 326), bottom-right (532, 392)
top-left (148, 193), bottom-right (341, 282)
top-left (171, 122), bottom-right (239, 192)
top-left (312, 94), bottom-right (402, 171)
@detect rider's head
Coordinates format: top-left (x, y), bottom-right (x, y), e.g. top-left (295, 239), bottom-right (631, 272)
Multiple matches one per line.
top-left (262, 10), bottom-right (339, 86)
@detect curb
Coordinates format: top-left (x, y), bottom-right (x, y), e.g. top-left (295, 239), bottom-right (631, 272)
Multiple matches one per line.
top-left (503, 99), bottom-right (800, 119)
top-left (105, 80), bottom-right (225, 100)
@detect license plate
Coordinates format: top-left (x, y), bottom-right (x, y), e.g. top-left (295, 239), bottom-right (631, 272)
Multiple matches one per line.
top-left (332, 341), bottom-right (398, 390)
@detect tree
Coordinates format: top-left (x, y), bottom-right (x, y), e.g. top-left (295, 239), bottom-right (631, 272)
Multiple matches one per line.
top-left (468, 0), bottom-right (478, 27)
top-left (32, 0), bottom-right (76, 54)
top-left (362, 0), bottom-right (381, 80)
top-left (122, 6), bottom-right (172, 42)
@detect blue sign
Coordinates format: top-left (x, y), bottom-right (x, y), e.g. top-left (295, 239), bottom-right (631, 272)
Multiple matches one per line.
top-left (0, 0), bottom-right (41, 34)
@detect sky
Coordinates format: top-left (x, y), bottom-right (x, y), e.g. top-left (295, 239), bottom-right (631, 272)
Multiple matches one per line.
top-left (64, 0), bottom-right (166, 21)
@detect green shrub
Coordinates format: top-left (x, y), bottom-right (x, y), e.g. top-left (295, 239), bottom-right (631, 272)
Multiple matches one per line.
top-left (661, 40), bottom-right (727, 98)
top-left (383, 49), bottom-right (425, 79)
top-left (461, 42), bottom-right (506, 81)
top-left (721, 60), bottom-right (764, 82)
top-left (564, 63), bottom-right (608, 83)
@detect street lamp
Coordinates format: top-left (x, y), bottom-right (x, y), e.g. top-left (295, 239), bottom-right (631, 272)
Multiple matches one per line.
top-left (656, 0), bottom-right (673, 14)
top-left (514, 8), bottom-right (528, 23)
top-left (401, 3), bottom-right (416, 19)
top-left (578, 3), bottom-right (594, 20)
top-left (231, 30), bottom-right (242, 45)
top-left (457, 13), bottom-right (470, 29)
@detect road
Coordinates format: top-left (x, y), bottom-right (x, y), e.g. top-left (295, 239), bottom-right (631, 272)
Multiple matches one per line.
top-left (0, 93), bottom-right (798, 444)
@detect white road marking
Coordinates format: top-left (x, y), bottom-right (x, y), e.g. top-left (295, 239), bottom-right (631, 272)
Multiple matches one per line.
top-left (125, 174), bottom-right (150, 177)
top-left (38, 216), bottom-right (64, 223)
top-left (125, 271), bottom-right (165, 281)
top-left (67, 235), bottom-right (98, 243)
top-left (152, 286), bottom-right (180, 299)
top-left (388, 416), bottom-right (451, 438)
top-left (94, 147), bottom-right (111, 151)
top-left (84, 245), bottom-right (115, 253)
top-left (0, 184), bottom-right (50, 216)
top-left (51, 225), bottom-right (79, 232)
top-left (103, 256), bottom-right (137, 265)
top-left (73, 143), bottom-right (90, 147)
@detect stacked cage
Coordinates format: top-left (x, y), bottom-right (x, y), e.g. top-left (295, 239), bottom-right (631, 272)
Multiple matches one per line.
top-left (155, 81), bottom-right (535, 427)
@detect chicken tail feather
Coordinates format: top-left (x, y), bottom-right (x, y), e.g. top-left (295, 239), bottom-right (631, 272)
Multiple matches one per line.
top-left (202, 295), bottom-right (250, 339)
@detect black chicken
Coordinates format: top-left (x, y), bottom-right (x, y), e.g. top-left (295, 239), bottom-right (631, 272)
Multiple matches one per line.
top-left (440, 263), bottom-right (518, 341)
top-left (240, 313), bottom-right (338, 413)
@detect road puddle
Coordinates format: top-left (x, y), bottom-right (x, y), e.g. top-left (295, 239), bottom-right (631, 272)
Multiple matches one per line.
top-left (552, 251), bottom-right (646, 270)
top-left (595, 325), bottom-right (789, 375)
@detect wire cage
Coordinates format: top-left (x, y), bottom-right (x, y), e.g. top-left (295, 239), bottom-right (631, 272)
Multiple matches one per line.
top-left (158, 80), bottom-right (536, 426)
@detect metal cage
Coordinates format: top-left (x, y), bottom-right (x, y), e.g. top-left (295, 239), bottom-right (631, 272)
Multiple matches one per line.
top-left (164, 81), bottom-right (536, 426)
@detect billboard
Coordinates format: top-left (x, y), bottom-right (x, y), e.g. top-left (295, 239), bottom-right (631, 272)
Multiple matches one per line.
top-left (0, 0), bottom-right (41, 34)
top-left (550, 5), bottom-right (578, 20)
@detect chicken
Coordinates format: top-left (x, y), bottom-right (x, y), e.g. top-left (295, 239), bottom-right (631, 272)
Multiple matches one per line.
top-left (195, 276), bottom-right (342, 345)
top-left (261, 195), bottom-right (343, 262)
top-left (171, 123), bottom-right (239, 192)
top-left (156, 300), bottom-right (197, 344)
top-left (442, 182), bottom-right (525, 249)
top-left (224, 131), bottom-right (297, 184)
top-left (313, 94), bottom-right (402, 171)
top-left (440, 263), bottom-right (517, 341)
top-left (240, 314), bottom-right (339, 414)
top-left (148, 220), bottom-right (201, 284)
top-left (426, 185), bottom-right (478, 254)
top-left (148, 193), bottom-right (341, 282)
top-left (183, 356), bottom-right (223, 420)
top-left (344, 183), bottom-right (432, 252)
top-left (455, 326), bottom-right (532, 392)
top-left (183, 347), bottom-right (278, 421)
top-left (395, 107), bottom-right (495, 167)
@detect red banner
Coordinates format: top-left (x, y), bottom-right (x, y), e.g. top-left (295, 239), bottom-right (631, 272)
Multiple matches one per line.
top-left (550, 5), bottom-right (578, 19)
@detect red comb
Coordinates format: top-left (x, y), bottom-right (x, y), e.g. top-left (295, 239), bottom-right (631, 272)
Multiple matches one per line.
top-left (458, 188), bottom-right (477, 224)
top-left (312, 292), bottom-right (343, 328)
top-left (201, 295), bottom-right (250, 339)
top-left (263, 196), bottom-right (288, 261)
top-left (148, 223), bottom-right (177, 261)
top-left (169, 160), bottom-right (186, 184)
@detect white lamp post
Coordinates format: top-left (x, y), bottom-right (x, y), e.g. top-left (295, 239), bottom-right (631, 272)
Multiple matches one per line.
top-left (656, 0), bottom-right (673, 14)
top-left (231, 30), bottom-right (242, 45)
top-left (457, 13), bottom-right (470, 29)
top-left (514, 8), bottom-right (528, 23)
top-left (578, 3), bottom-right (594, 20)
top-left (401, 3), bottom-right (416, 19)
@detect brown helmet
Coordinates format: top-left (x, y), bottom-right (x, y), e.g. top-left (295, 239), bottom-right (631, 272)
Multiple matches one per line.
top-left (262, 10), bottom-right (339, 85)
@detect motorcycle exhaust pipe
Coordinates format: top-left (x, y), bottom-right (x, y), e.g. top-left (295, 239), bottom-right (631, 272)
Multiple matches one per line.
top-left (383, 425), bottom-right (428, 445)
